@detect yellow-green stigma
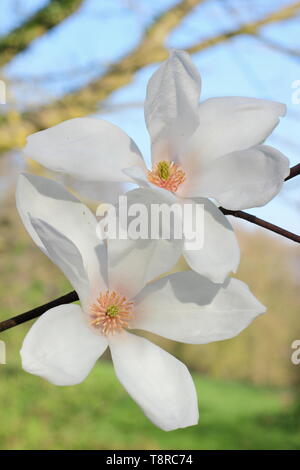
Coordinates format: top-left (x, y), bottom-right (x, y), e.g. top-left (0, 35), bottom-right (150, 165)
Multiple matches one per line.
top-left (106, 305), bottom-right (119, 317)
top-left (157, 161), bottom-right (170, 180)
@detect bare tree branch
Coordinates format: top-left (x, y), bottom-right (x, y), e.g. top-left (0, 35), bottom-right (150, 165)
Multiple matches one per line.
top-left (0, 0), bottom-right (84, 67)
top-left (254, 34), bottom-right (300, 61)
top-left (285, 162), bottom-right (300, 181)
top-left (0, 291), bottom-right (78, 333)
top-left (187, 1), bottom-right (300, 54)
top-left (1, 0), bottom-right (300, 153)
top-left (0, 0), bottom-right (205, 152)
top-left (24, 0), bottom-right (206, 126)
top-left (0, 163), bottom-right (299, 334)
top-left (220, 209), bottom-right (300, 243)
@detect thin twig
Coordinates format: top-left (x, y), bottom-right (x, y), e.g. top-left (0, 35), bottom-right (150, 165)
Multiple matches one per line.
top-left (285, 162), bottom-right (300, 181)
top-left (255, 34), bottom-right (300, 62)
top-left (0, 164), bottom-right (299, 333)
top-left (0, 291), bottom-right (78, 333)
top-left (220, 208), bottom-right (300, 243)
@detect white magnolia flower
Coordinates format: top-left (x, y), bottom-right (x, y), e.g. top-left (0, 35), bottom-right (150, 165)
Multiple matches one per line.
top-left (16, 173), bottom-right (266, 431)
top-left (22, 50), bottom-right (290, 283)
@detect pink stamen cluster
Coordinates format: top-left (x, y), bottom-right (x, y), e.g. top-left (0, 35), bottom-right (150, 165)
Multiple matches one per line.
top-left (89, 291), bottom-right (134, 335)
top-left (147, 160), bottom-right (186, 192)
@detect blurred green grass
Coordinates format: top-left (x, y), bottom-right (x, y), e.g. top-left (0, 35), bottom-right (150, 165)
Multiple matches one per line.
top-left (0, 360), bottom-right (299, 450)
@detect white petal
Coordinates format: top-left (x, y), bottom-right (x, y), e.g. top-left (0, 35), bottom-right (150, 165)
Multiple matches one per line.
top-left (145, 50), bottom-right (201, 163)
top-left (184, 97), bottom-right (286, 164)
top-left (108, 237), bottom-right (182, 300)
top-left (109, 331), bottom-right (198, 431)
top-left (24, 117), bottom-right (146, 182)
top-left (183, 198), bottom-right (240, 283)
top-left (107, 188), bottom-right (183, 298)
top-left (131, 272), bottom-right (266, 344)
top-left (63, 175), bottom-right (136, 204)
top-left (21, 304), bottom-right (108, 386)
top-left (186, 145), bottom-right (290, 210)
top-left (123, 166), bottom-right (152, 189)
top-left (16, 174), bottom-right (107, 294)
top-left (30, 217), bottom-right (90, 304)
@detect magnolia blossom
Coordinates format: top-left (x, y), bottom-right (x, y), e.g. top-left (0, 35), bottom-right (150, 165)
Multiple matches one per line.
top-left (22, 50), bottom-right (290, 283)
top-left (16, 173), bottom-right (265, 431)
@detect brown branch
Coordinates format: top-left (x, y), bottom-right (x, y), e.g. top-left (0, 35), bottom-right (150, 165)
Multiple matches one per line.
top-left (285, 163), bottom-right (300, 181)
top-left (0, 164), bottom-right (299, 334)
top-left (220, 209), bottom-right (300, 243)
top-left (0, 0), bottom-right (84, 67)
top-left (0, 291), bottom-right (78, 333)
top-left (1, 0), bottom-right (300, 153)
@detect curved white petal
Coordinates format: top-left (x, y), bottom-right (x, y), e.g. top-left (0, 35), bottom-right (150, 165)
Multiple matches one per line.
top-left (131, 272), bottom-right (266, 344)
top-left (24, 117), bottom-right (146, 182)
top-left (109, 331), bottom-right (198, 431)
top-left (63, 175), bottom-right (136, 204)
top-left (108, 237), bottom-right (183, 300)
top-left (145, 49), bottom-right (201, 163)
top-left (183, 198), bottom-right (240, 283)
top-left (123, 165), bottom-right (151, 188)
top-left (185, 145), bottom-right (290, 210)
top-left (16, 173), bottom-right (107, 295)
top-left (182, 97), bottom-right (286, 166)
top-left (21, 304), bottom-right (108, 386)
top-left (107, 188), bottom-right (183, 298)
top-left (30, 217), bottom-right (90, 304)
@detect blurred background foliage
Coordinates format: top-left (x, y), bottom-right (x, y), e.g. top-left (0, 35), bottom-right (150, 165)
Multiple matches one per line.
top-left (0, 0), bottom-right (299, 450)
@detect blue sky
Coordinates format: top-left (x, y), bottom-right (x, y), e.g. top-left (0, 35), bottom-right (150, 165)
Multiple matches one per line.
top-left (1, 0), bottom-right (299, 240)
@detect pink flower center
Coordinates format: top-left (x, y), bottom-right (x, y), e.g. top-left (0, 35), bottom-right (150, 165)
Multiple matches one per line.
top-left (89, 291), bottom-right (134, 335)
top-left (147, 160), bottom-right (186, 192)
